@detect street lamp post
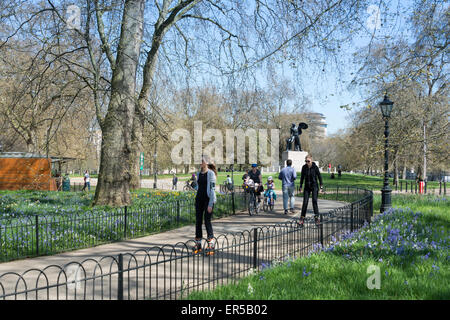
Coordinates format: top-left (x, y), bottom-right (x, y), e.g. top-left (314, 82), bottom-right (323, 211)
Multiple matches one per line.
top-left (379, 95), bottom-right (394, 213)
top-left (153, 152), bottom-right (157, 189)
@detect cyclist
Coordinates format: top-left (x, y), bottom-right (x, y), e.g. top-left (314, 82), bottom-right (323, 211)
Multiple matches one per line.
top-left (248, 164), bottom-right (263, 204)
top-left (190, 173), bottom-right (198, 190)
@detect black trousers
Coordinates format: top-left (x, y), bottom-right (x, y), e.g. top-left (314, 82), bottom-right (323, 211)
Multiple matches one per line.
top-left (301, 187), bottom-right (319, 218)
top-left (195, 197), bottom-right (214, 240)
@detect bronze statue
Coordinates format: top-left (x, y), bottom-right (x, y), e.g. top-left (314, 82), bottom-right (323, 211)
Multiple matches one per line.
top-left (286, 122), bottom-right (308, 151)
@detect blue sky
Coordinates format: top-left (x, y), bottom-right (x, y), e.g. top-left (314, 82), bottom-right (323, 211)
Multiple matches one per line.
top-left (275, 0), bottom-right (413, 136)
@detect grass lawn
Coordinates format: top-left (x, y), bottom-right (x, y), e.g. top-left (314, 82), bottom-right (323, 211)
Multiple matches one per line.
top-left (186, 194), bottom-right (450, 299)
top-left (69, 171), bottom-right (441, 194)
top-left (226, 172), bottom-right (441, 193)
top-left (0, 189), bottom-right (197, 217)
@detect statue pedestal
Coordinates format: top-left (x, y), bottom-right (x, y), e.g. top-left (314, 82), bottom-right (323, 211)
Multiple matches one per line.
top-left (282, 151), bottom-right (320, 171)
top-left (282, 151), bottom-right (309, 170)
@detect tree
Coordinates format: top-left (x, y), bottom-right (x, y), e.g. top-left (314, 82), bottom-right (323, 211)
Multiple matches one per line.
top-left (347, 0), bottom-right (449, 180)
top-left (1, 0), bottom-right (387, 206)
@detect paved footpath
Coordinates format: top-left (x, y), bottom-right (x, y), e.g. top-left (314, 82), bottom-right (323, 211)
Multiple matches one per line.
top-left (0, 192), bottom-right (347, 300)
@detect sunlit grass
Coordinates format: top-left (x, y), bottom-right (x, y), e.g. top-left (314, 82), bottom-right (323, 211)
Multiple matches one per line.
top-left (187, 194), bottom-right (450, 300)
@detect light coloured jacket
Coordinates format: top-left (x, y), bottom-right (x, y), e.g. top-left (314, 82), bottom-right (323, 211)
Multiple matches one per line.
top-left (197, 169), bottom-right (217, 207)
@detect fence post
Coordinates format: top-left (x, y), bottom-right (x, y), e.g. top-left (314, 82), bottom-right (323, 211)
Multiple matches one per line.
top-left (123, 206), bottom-right (128, 239)
top-left (350, 203), bottom-right (354, 232)
top-left (118, 253), bottom-right (124, 300)
top-left (424, 181), bottom-right (427, 194)
top-left (231, 192), bottom-right (236, 215)
top-left (176, 200), bottom-right (181, 225)
top-left (415, 182), bottom-right (417, 194)
top-left (440, 181), bottom-right (442, 195)
top-left (400, 181), bottom-right (402, 192)
top-left (35, 215), bottom-right (39, 256)
top-left (444, 182), bottom-right (447, 195)
top-left (253, 228), bottom-right (258, 270)
top-left (319, 214), bottom-right (324, 247)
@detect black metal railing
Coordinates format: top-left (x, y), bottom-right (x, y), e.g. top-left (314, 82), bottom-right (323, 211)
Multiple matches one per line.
top-left (0, 192), bottom-right (247, 262)
top-left (297, 181), bottom-right (447, 196)
top-left (0, 187), bottom-right (372, 300)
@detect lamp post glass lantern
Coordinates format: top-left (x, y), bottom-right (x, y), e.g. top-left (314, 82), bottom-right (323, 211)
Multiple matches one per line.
top-left (380, 95), bottom-right (394, 118)
top-left (380, 95), bottom-right (394, 212)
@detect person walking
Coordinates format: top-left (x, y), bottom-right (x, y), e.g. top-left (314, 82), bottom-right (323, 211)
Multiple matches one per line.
top-left (81, 170), bottom-right (90, 192)
top-left (298, 155), bottom-right (323, 227)
top-left (192, 156), bottom-right (217, 255)
top-left (172, 173), bottom-right (178, 190)
top-left (278, 159), bottom-right (297, 215)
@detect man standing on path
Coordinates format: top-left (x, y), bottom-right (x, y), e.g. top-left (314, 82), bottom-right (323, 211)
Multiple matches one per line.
top-left (298, 154), bottom-right (323, 227)
top-left (278, 159), bottom-right (297, 215)
top-left (172, 173), bottom-right (178, 190)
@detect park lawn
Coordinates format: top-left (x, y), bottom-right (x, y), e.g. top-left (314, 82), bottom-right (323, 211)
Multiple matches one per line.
top-left (71, 171), bottom-right (440, 195)
top-left (0, 172), bottom-right (440, 217)
top-left (0, 189), bottom-right (196, 217)
top-left (186, 194), bottom-right (450, 300)
top-left (227, 171), bottom-right (440, 193)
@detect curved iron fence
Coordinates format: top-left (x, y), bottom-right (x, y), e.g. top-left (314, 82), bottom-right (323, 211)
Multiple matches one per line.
top-left (0, 192), bottom-right (247, 262)
top-left (0, 186), bottom-right (372, 300)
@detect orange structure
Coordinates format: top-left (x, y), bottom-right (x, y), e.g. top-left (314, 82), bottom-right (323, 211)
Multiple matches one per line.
top-left (0, 153), bottom-right (57, 191)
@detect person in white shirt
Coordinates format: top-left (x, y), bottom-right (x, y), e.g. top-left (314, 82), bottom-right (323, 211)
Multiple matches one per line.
top-left (82, 170), bottom-right (91, 192)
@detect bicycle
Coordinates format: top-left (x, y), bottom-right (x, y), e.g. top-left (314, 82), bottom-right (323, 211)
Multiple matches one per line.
top-left (263, 191), bottom-right (275, 212)
top-left (183, 180), bottom-right (196, 191)
top-left (245, 179), bottom-right (260, 216)
top-left (220, 179), bottom-right (234, 194)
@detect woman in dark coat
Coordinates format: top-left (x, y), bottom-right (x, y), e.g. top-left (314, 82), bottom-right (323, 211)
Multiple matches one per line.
top-left (298, 154), bottom-right (323, 227)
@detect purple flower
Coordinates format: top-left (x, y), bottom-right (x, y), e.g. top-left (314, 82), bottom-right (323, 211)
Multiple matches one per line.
top-left (422, 252), bottom-right (431, 260)
top-left (302, 267), bottom-right (311, 277)
top-left (261, 262), bottom-right (270, 270)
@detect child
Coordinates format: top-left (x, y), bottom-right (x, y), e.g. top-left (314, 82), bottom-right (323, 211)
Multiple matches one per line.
top-left (264, 176), bottom-right (277, 201)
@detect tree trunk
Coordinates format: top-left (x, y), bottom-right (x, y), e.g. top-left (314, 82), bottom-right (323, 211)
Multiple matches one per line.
top-left (423, 122), bottom-right (427, 182)
top-left (402, 160), bottom-right (407, 180)
top-left (393, 158), bottom-right (398, 186)
top-left (129, 0), bottom-right (197, 188)
top-left (93, 0), bottom-right (145, 206)
top-left (129, 46), bottom-right (160, 190)
top-left (129, 121), bottom-right (143, 190)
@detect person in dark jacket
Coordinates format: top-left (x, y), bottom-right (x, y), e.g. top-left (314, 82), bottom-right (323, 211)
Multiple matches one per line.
top-left (298, 155), bottom-right (323, 227)
top-left (172, 173), bottom-right (178, 190)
